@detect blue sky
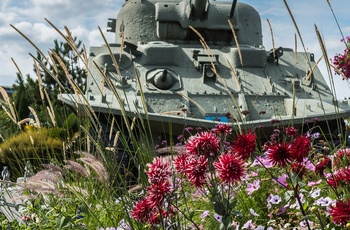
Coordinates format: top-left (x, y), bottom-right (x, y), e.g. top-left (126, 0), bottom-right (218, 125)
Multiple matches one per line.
top-left (1, 0), bottom-right (350, 99)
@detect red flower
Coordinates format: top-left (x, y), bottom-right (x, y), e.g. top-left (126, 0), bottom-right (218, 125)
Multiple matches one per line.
top-left (214, 152), bottom-right (245, 184)
top-left (146, 157), bottom-right (172, 184)
top-left (290, 162), bottom-right (306, 179)
top-left (212, 124), bottom-right (232, 136)
top-left (334, 148), bottom-right (350, 169)
top-left (327, 167), bottom-right (350, 188)
top-left (186, 131), bottom-right (220, 157)
top-left (232, 131), bottom-right (257, 160)
top-left (147, 180), bottom-right (171, 207)
top-left (183, 155), bottom-right (208, 187)
top-left (173, 153), bottom-right (190, 174)
top-left (285, 126), bottom-right (298, 136)
top-left (315, 157), bottom-right (332, 175)
top-left (131, 198), bottom-right (157, 224)
top-left (265, 141), bottom-right (293, 167)
top-left (290, 135), bottom-right (311, 162)
top-left (328, 199), bottom-right (350, 226)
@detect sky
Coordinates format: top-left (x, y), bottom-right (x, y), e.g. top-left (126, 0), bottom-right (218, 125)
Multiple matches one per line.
top-left (0, 0), bottom-right (350, 99)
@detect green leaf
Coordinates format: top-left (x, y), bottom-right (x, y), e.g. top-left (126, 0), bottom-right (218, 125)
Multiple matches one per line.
top-left (214, 201), bottom-right (225, 216)
top-left (229, 199), bottom-right (237, 209)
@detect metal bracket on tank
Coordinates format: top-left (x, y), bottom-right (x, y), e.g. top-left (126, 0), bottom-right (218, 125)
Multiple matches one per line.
top-left (107, 18), bottom-right (116, 33)
top-left (192, 50), bottom-right (218, 83)
top-left (267, 47), bottom-right (283, 64)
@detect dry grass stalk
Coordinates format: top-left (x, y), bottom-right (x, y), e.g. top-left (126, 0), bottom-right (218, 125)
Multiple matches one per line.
top-left (226, 60), bottom-right (241, 91)
top-left (28, 169), bottom-right (63, 184)
top-left (189, 25), bottom-right (218, 74)
top-left (64, 160), bottom-right (90, 178)
top-left (65, 184), bottom-right (89, 197)
top-left (228, 20), bottom-right (243, 67)
top-left (34, 59), bottom-right (45, 101)
top-left (27, 106), bottom-right (41, 128)
top-left (306, 56), bottom-right (323, 81)
top-left (266, 18), bottom-right (276, 61)
top-left (51, 50), bottom-right (80, 96)
top-left (10, 25), bottom-right (48, 63)
top-left (294, 33), bottom-right (298, 66)
top-left (0, 86), bottom-right (17, 124)
top-left (75, 151), bottom-right (108, 183)
top-left (10, 194), bottom-right (38, 202)
top-left (98, 26), bottom-right (122, 79)
top-left (42, 164), bottom-right (65, 175)
top-left (113, 131), bottom-right (120, 148)
top-left (46, 106), bottom-right (56, 127)
top-left (19, 170), bottom-right (63, 196)
top-left (108, 117), bottom-right (115, 143)
top-left (17, 118), bottom-right (31, 126)
top-left (77, 157), bottom-right (108, 183)
top-left (283, 0), bottom-right (310, 66)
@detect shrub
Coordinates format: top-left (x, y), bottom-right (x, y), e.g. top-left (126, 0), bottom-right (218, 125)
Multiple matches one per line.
top-left (0, 127), bottom-right (63, 179)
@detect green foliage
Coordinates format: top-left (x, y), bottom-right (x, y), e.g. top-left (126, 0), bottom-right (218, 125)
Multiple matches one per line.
top-left (12, 74), bottom-right (31, 121)
top-left (0, 127), bottom-right (63, 179)
top-left (0, 110), bottom-right (19, 142)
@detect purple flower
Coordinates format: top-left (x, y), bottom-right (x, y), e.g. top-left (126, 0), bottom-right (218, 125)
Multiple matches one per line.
top-left (310, 188), bottom-right (321, 198)
top-left (249, 208), bottom-right (259, 217)
top-left (276, 173), bottom-right (288, 187)
top-left (213, 213), bottom-right (222, 223)
top-left (252, 156), bottom-right (274, 168)
top-left (242, 220), bottom-right (255, 229)
top-left (268, 194), bottom-right (282, 205)
top-left (307, 179), bottom-right (322, 186)
top-left (200, 210), bottom-right (210, 218)
top-left (246, 179), bottom-right (260, 195)
top-left (315, 197), bottom-right (334, 207)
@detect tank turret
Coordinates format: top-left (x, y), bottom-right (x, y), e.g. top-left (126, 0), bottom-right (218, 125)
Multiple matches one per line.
top-left (60, 0), bottom-right (350, 144)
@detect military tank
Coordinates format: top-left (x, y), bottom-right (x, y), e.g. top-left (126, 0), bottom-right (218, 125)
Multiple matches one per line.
top-left (60, 0), bottom-right (350, 146)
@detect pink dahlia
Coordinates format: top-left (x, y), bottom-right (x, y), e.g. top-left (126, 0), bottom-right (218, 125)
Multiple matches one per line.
top-left (290, 135), bottom-right (311, 162)
top-left (146, 180), bottom-right (171, 207)
top-left (327, 167), bottom-right (350, 189)
top-left (183, 155), bottom-right (208, 187)
top-left (186, 131), bottom-right (220, 157)
top-left (212, 124), bottom-right (232, 136)
top-left (265, 141), bottom-right (293, 167)
top-left (315, 157), bottom-right (332, 175)
top-left (146, 157), bottom-right (172, 184)
top-left (131, 198), bottom-right (156, 224)
top-left (232, 131), bottom-right (257, 160)
top-left (213, 153), bottom-right (245, 184)
top-left (328, 198), bottom-right (350, 226)
top-left (285, 126), bottom-right (298, 136)
top-left (173, 153), bottom-right (190, 174)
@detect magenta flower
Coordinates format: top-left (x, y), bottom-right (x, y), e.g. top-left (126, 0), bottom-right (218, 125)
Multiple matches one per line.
top-left (328, 199), bottom-right (350, 226)
top-left (265, 141), bottom-right (293, 167)
top-left (332, 37), bottom-right (350, 80)
top-left (146, 157), bottom-right (171, 184)
top-left (173, 153), bottom-right (190, 174)
top-left (246, 179), bottom-right (260, 195)
top-left (211, 123), bottom-right (232, 136)
top-left (290, 135), bottom-right (311, 162)
top-left (275, 173), bottom-right (288, 188)
top-left (186, 131), bottom-right (220, 157)
top-left (232, 131), bottom-right (257, 160)
top-left (213, 152), bottom-right (245, 184)
top-left (183, 155), bottom-right (208, 187)
top-left (307, 179), bottom-right (322, 186)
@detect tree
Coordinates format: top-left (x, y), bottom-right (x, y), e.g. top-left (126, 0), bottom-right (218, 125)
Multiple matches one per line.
top-left (38, 37), bottom-right (87, 95)
top-left (12, 74), bottom-right (31, 121)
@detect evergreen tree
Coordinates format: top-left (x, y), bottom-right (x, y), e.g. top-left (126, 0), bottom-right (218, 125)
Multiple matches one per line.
top-left (38, 37), bottom-right (87, 95)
